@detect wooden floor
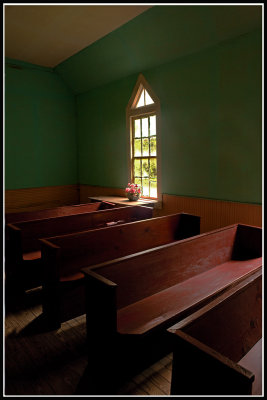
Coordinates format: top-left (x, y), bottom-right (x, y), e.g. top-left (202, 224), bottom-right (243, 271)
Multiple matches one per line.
top-left (4, 288), bottom-right (173, 396)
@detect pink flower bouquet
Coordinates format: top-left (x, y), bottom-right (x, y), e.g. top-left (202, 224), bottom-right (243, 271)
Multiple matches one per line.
top-left (125, 183), bottom-right (141, 201)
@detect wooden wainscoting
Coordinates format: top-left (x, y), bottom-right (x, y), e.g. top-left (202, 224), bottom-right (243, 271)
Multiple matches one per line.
top-left (5, 184), bottom-right (80, 213)
top-left (5, 184), bottom-right (262, 233)
top-left (154, 194), bottom-right (262, 233)
top-left (79, 185), bottom-right (262, 233)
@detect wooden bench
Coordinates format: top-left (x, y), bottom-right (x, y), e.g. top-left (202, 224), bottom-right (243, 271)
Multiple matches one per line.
top-left (82, 224), bottom-right (262, 392)
top-left (4, 201), bottom-right (115, 244)
top-left (40, 212), bottom-right (200, 327)
top-left (168, 270), bottom-right (262, 395)
top-left (6, 205), bottom-right (153, 292)
top-left (5, 201), bottom-right (115, 225)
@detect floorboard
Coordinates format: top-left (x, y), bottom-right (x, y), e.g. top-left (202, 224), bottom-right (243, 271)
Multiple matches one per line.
top-left (4, 289), bottom-right (172, 396)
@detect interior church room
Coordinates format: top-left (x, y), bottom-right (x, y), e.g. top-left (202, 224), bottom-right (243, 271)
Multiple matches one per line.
top-left (4, 3), bottom-right (263, 396)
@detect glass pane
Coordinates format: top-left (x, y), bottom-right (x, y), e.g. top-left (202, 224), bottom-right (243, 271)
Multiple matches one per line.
top-left (134, 138), bottom-right (141, 156)
top-left (141, 117), bottom-right (148, 137)
top-left (142, 138), bottom-right (149, 156)
top-left (150, 158), bottom-right (157, 179)
top-left (143, 178), bottom-right (149, 196)
top-left (150, 137), bottom-right (157, 156)
top-left (134, 159), bottom-right (141, 177)
top-left (150, 180), bottom-right (157, 198)
top-left (142, 159), bottom-right (149, 177)
top-left (145, 90), bottom-right (154, 105)
top-left (134, 119), bottom-right (141, 138)
top-left (136, 90), bottom-right (145, 108)
top-left (150, 115), bottom-right (156, 136)
top-left (134, 177), bottom-right (142, 187)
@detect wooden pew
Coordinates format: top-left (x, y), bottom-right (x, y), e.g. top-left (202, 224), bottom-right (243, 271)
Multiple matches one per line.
top-left (6, 205), bottom-right (153, 292)
top-left (82, 223), bottom-right (262, 393)
top-left (40, 212), bottom-right (200, 327)
top-left (5, 201), bottom-right (115, 225)
top-left (5, 201), bottom-right (115, 242)
top-left (168, 270), bottom-right (262, 395)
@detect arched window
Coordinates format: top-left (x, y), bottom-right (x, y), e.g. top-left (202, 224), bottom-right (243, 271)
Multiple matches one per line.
top-left (126, 74), bottom-right (161, 200)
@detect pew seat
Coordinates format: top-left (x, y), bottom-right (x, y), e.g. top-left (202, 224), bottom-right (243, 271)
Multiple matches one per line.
top-left (117, 258), bottom-right (262, 336)
top-left (82, 223), bottom-right (262, 393)
top-left (60, 272), bottom-right (84, 282)
top-left (23, 250), bottom-right (41, 261)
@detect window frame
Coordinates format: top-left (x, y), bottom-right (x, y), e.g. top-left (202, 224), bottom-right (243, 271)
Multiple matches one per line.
top-left (126, 74), bottom-right (162, 202)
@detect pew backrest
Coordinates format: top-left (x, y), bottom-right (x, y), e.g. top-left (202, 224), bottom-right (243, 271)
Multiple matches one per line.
top-left (5, 201), bottom-right (117, 224)
top-left (40, 212), bottom-right (200, 279)
top-left (7, 205), bottom-right (153, 255)
top-left (83, 224), bottom-right (262, 310)
top-left (5, 201), bottom-right (116, 243)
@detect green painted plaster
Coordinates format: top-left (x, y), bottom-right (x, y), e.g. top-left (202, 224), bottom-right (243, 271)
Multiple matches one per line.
top-left (5, 59), bottom-right (78, 189)
top-left (55, 5), bottom-right (261, 94)
top-left (76, 30), bottom-right (262, 204)
top-left (76, 75), bottom-right (137, 188)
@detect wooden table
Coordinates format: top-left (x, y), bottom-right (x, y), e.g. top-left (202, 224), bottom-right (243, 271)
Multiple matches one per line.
top-left (88, 196), bottom-right (158, 208)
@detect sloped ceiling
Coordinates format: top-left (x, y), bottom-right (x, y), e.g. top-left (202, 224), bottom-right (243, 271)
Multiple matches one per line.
top-left (55, 4), bottom-right (262, 94)
top-left (5, 4), bottom-right (262, 94)
top-left (4, 4), bottom-right (152, 67)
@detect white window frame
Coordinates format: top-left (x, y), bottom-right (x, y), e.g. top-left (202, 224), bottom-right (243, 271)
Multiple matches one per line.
top-left (126, 74), bottom-right (162, 203)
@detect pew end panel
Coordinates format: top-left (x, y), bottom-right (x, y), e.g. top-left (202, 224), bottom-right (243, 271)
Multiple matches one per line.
top-left (232, 223), bottom-right (262, 260)
top-left (5, 224), bottom-right (24, 288)
top-left (173, 212), bottom-right (200, 240)
top-left (168, 270), bottom-right (262, 395)
top-left (85, 269), bottom-right (118, 340)
top-left (40, 239), bottom-right (62, 328)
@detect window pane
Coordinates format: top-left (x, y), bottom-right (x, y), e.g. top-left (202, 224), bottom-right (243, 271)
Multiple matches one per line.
top-left (136, 90), bottom-right (145, 108)
top-left (150, 115), bottom-right (156, 136)
top-left (150, 158), bottom-right (157, 179)
top-left (150, 180), bottom-right (157, 198)
top-left (141, 117), bottom-right (148, 137)
top-left (142, 138), bottom-right (149, 156)
top-left (134, 139), bottom-right (141, 156)
top-left (143, 178), bottom-right (149, 196)
top-left (134, 177), bottom-right (142, 187)
top-left (134, 119), bottom-right (141, 138)
top-left (134, 159), bottom-right (141, 177)
top-left (145, 90), bottom-right (154, 105)
top-left (150, 137), bottom-right (157, 156)
top-left (142, 159), bottom-right (149, 177)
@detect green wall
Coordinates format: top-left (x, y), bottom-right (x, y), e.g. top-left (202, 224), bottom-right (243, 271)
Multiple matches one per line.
top-left (5, 6), bottom-right (262, 204)
top-left (76, 29), bottom-right (262, 204)
top-left (5, 59), bottom-right (77, 189)
top-left (55, 5), bottom-right (261, 94)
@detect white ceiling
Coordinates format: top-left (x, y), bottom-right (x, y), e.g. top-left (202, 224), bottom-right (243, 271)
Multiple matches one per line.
top-left (4, 4), bottom-right (152, 68)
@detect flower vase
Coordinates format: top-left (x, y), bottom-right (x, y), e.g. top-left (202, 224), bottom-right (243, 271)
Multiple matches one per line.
top-left (126, 193), bottom-right (140, 201)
